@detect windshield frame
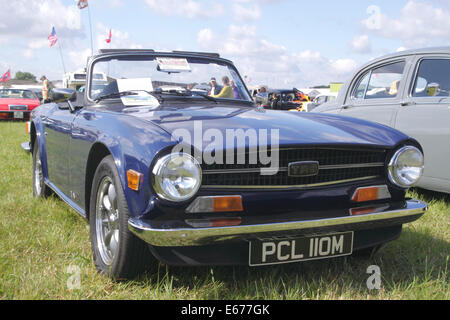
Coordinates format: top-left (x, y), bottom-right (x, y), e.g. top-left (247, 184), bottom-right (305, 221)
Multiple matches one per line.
top-left (86, 51), bottom-right (253, 105)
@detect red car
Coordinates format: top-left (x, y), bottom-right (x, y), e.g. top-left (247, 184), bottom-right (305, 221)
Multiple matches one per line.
top-left (0, 88), bottom-right (41, 120)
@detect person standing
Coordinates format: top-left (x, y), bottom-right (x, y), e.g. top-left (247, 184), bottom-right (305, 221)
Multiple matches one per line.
top-left (230, 80), bottom-right (242, 100)
top-left (40, 75), bottom-right (50, 103)
top-left (209, 77), bottom-right (222, 96)
top-left (211, 76), bottom-right (233, 99)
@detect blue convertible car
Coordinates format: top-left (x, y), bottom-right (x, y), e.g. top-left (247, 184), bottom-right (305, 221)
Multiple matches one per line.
top-left (30, 49), bottom-right (427, 279)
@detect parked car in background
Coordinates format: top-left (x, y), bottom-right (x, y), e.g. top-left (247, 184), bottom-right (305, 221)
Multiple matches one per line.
top-left (29, 49), bottom-right (426, 280)
top-left (314, 47), bottom-right (450, 194)
top-left (304, 93), bottom-right (337, 112)
top-left (256, 88), bottom-right (310, 111)
top-left (29, 88), bottom-right (43, 102)
top-left (0, 88), bottom-right (40, 120)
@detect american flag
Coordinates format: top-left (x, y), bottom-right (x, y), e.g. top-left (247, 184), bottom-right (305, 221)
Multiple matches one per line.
top-left (48, 27), bottom-right (58, 47)
top-left (0, 69), bottom-right (11, 83)
top-left (77, 0), bottom-right (88, 10)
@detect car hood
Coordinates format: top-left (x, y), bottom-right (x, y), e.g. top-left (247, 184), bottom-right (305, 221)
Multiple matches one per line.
top-left (0, 98), bottom-right (40, 109)
top-left (122, 103), bottom-right (407, 149)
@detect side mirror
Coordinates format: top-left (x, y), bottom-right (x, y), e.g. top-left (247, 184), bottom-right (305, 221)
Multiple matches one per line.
top-left (52, 88), bottom-right (77, 103)
top-left (426, 83), bottom-right (441, 97)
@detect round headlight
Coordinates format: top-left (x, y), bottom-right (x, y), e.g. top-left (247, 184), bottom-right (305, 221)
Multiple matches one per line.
top-left (152, 153), bottom-right (202, 202)
top-left (388, 146), bottom-right (424, 188)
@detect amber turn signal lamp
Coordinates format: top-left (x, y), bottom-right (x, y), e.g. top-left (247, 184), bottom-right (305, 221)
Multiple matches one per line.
top-left (185, 196), bottom-right (244, 213)
top-left (213, 196), bottom-right (243, 212)
top-left (351, 185), bottom-right (391, 203)
top-left (127, 169), bottom-right (143, 191)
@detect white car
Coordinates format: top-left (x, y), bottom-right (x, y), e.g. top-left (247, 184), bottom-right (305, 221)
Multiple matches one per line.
top-left (303, 93), bottom-right (337, 112)
top-left (314, 47), bottom-right (450, 194)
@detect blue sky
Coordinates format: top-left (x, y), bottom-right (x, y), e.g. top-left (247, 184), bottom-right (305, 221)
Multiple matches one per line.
top-left (1, 0), bottom-right (450, 87)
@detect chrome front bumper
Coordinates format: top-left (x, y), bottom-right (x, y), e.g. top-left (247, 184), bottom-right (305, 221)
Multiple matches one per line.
top-left (128, 199), bottom-right (427, 247)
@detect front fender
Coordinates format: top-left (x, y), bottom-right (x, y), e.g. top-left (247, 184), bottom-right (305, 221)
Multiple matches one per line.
top-left (30, 104), bottom-right (54, 181)
top-left (77, 110), bottom-right (176, 219)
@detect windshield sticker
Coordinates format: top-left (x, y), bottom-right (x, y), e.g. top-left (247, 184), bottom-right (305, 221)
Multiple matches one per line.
top-left (117, 78), bottom-right (153, 93)
top-left (156, 57), bottom-right (191, 72)
top-left (120, 92), bottom-right (160, 107)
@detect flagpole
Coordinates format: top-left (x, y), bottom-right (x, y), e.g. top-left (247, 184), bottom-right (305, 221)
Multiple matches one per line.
top-left (57, 41), bottom-right (67, 75)
top-left (87, 4), bottom-right (94, 55)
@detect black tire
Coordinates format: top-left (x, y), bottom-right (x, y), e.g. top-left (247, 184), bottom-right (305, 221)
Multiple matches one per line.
top-left (32, 142), bottom-right (51, 198)
top-left (89, 155), bottom-right (154, 280)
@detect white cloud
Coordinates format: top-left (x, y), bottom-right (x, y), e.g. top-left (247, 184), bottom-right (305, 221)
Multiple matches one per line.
top-left (0, 0), bottom-right (83, 39)
top-left (28, 39), bottom-right (50, 50)
top-left (232, 3), bottom-right (262, 21)
top-left (350, 35), bottom-right (371, 54)
top-left (197, 26), bottom-right (357, 87)
top-left (362, 0), bottom-right (450, 47)
top-left (96, 23), bottom-right (143, 51)
top-left (145, 0), bottom-right (225, 19)
top-left (331, 59), bottom-right (358, 75)
top-left (68, 48), bottom-right (92, 71)
top-left (197, 28), bottom-right (216, 47)
top-left (110, 0), bottom-right (124, 7)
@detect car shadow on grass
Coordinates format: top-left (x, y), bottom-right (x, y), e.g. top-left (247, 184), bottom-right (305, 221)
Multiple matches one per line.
top-left (134, 227), bottom-right (448, 299)
top-left (411, 187), bottom-right (450, 204)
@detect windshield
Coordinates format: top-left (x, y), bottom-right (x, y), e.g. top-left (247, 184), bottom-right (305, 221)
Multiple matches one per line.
top-left (89, 55), bottom-right (252, 103)
top-left (0, 89), bottom-right (38, 100)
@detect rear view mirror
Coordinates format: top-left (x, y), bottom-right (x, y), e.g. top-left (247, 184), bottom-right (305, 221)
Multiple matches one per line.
top-left (426, 83), bottom-right (441, 97)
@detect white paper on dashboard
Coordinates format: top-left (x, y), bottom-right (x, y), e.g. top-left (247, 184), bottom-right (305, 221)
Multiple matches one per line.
top-left (116, 78), bottom-right (159, 106)
top-left (120, 92), bottom-right (160, 107)
top-left (117, 78), bottom-right (154, 93)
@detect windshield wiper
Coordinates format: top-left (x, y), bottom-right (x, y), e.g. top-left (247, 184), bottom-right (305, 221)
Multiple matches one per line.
top-left (94, 91), bottom-right (138, 103)
top-left (153, 89), bottom-right (218, 104)
top-left (187, 90), bottom-right (218, 104)
top-left (95, 90), bottom-right (165, 104)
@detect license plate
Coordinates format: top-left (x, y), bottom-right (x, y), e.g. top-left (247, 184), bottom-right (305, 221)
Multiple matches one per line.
top-left (14, 111), bottom-right (24, 118)
top-left (249, 231), bottom-right (354, 266)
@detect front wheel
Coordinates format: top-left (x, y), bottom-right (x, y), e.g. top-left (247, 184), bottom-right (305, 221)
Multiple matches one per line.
top-left (89, 155), bottom-right (154, 280)
top-left (32, 142), bottom-right (51, 198)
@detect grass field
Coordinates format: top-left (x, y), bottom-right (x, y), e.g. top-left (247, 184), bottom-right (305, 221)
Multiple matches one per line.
top-left (0, 121), bottom-right (448, 300)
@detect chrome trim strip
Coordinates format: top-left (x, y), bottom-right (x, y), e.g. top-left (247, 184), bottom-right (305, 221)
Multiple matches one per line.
top-left (200, 176), bottom-right (379, 190)
top-left (319, 162), bottom-right (384, 170)
top-left (128, 199), bottom-right (427, 247)
top-left (202, 163), bottom-right (384, 175)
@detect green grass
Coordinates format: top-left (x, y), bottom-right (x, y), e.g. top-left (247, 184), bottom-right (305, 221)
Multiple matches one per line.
top-left (0, 121), bottom-right (448, 300)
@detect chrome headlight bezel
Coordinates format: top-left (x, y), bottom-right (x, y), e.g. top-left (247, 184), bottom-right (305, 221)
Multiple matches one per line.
top-left (152, 152), bottom-right (202, 202)
top-left (388, 146), bottom-right (424, 189)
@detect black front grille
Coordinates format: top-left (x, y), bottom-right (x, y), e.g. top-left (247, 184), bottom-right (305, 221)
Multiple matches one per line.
top-left (201, 148), bottom-right (386, 188)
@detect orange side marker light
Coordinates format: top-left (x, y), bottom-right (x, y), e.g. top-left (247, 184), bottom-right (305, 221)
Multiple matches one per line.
top-left (127, 169), bottom-right (143, 191)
